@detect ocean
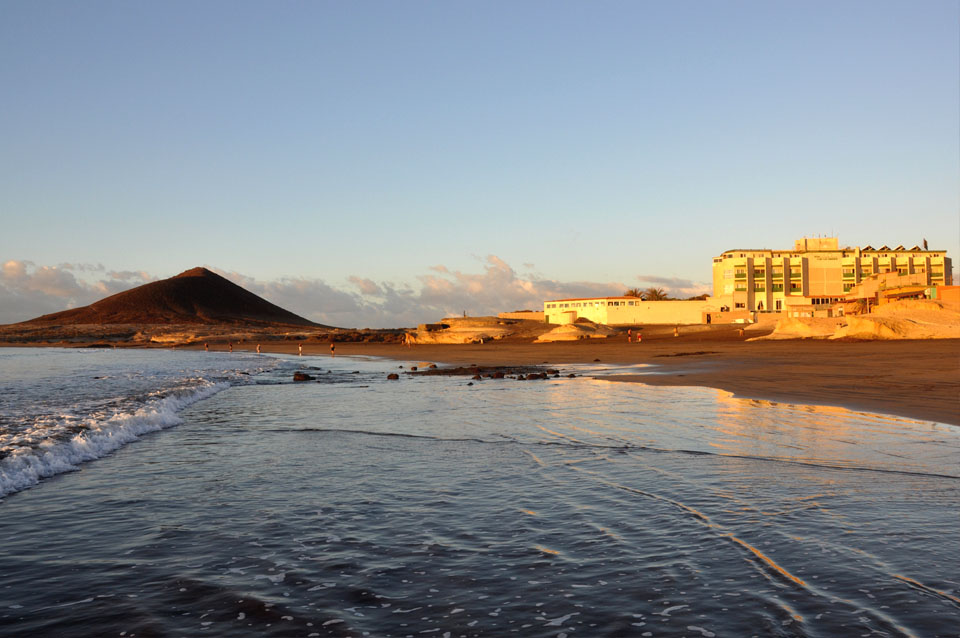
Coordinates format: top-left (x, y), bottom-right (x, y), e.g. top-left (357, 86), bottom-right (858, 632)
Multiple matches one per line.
top-left (1, 347), bottom-right (958, 637)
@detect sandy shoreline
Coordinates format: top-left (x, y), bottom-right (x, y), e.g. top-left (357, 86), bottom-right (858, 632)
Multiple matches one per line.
top-left (162, 336), bottom-right (960, 426)
top-left (4, 332), bottom-right (957, 426)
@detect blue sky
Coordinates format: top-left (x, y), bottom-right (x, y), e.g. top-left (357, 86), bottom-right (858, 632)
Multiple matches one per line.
top-left (2, 1), bottom-right (957, 327)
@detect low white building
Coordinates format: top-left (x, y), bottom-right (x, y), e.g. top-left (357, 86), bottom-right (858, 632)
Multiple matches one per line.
top-left (543, 296), bottom-right (718, 325)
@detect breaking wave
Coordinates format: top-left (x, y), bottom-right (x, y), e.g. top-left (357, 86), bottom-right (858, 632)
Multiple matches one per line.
top-left (0, 381), bottom-right (228, 498)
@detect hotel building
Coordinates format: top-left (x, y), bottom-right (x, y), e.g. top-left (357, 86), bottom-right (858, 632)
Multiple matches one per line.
top-left (711, 237), bottom-right (952, 315)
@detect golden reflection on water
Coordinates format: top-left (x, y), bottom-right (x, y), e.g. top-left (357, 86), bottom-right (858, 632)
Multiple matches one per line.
top-left (533, 374), bottom-right (957, 478)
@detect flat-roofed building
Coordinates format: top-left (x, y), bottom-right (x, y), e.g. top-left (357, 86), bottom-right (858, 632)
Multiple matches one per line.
top-left (543, 297), bottom-right (716, 325)
top-left (711, 237), bottom-right (952, 316)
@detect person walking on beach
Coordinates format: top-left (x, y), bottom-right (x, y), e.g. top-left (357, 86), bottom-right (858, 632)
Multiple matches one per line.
top-left (674, 326), bottom-right (679, 337)
top-left (256, 344), bottom-right (261, 354)
top-left (228, 342), bottom-right (233, 353)
top-left (627, 329), bottom-right (632, 343)
top-left (298, 343), bottom-right (303, 356)
top-left (636, 332), bottom-right (642, 343)
top-left (330, 342), bottom-right (336, 357)
top-left (204, 342), bottom-right (208, 351)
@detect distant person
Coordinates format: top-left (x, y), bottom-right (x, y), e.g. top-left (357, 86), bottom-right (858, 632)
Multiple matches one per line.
top-left (636, 333), bottom-right (642, 343)
top-left (627, 329), bottom-right (632, 343)
top-left (256, 344), bottom-right (261, 354)
top-left (228, 342), bottom-right (233, 353)
top-left (330, 342), bottom-right (336, 357)
top-left (298, 343), bottom-right (303, 356)
top-left (674, 326), bottom-right (679, 337)
top-left (204, 342), bottom-right (208, 351)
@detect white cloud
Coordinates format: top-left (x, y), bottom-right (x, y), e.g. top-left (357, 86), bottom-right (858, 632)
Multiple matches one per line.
top-left (0, 260), bottom-right (154, 323)
top-left (218, 256), bottom-right (624, 328)
top-left (635, 275), bottom-right (712, 299)
top-left (1, 257), bottom-right (627, 328)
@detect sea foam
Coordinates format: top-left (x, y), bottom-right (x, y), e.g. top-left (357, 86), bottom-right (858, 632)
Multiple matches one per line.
top-left (0, 381), bottom-right (228, 498)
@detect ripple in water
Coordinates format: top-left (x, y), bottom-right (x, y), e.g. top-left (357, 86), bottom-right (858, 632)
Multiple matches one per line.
top-left (0, 350), bottom-right (957, 637)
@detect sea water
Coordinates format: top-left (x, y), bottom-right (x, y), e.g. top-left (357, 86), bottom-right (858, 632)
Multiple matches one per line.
top-left (0, 348), bottom-right (957, 637)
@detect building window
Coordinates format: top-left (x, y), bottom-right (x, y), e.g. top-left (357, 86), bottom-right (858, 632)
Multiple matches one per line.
top-left (772, 283), bottom-right (784, 292)
top-left (754, 285), bottom-right (765, 292)
top-left (735, 284), bottom-right (747, 292)
top-left (735, 302), bottom-right (745, 309)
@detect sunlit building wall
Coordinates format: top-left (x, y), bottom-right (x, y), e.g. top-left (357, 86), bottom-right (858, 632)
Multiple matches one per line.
top-left (711, 237), bottom-right (952, 314)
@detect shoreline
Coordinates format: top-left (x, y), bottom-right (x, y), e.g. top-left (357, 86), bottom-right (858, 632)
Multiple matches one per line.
top-left (196, 338), bottom-right (960, 426)
top-left (3, 337), bottom-right (958, 426)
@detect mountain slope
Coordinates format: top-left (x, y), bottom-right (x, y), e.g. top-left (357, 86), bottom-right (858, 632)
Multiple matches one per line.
top-left (23, 267), bottom-right (321, 327)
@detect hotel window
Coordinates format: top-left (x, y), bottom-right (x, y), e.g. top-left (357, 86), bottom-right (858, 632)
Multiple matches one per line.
top-left (789, 267), bottom-right (802, 278)
top-left (772, 283), bottom-right (783, 292)
top-left (790, 282), bottom-right (801, 292)
top-left (734, 283), bottom-right (747, 292)
top-left (753, 269), bottom-right (765, 278)
top-left (754, 284), bottom-right (765, 292)
top-left (735, 302), bottom-right (745, 309)
top-left (771, 267), bottom-right (783, 277)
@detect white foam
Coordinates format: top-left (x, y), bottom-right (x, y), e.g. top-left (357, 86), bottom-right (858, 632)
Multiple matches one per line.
top-left (0, 381), bottom-right (228, 498)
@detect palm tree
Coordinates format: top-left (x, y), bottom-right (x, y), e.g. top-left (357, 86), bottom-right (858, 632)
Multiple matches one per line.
top-left (643, 287), bottom-right (668, 301)
top-left (623, 288), bottom-right (643, 298)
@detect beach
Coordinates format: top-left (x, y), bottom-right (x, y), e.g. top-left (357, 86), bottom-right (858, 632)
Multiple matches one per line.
top-left (2, 347), bottom-right (959, 637)
top-left (208, 337), bottom-right (960, 426)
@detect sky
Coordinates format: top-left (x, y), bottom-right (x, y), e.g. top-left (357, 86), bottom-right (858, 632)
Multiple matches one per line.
top-left (2, 1), bottom-right (957, 327)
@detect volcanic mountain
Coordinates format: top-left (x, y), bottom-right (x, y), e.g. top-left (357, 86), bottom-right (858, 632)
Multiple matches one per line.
top-left (24, 267), bottom-right (320, 327)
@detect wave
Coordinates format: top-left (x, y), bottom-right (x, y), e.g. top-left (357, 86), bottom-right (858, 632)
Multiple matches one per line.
top-left (0, 381), bottom-right (229, 499)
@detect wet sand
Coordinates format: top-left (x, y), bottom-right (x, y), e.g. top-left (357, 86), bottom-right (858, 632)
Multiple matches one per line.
top-left (233, 337), bottom-right (960, 426)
